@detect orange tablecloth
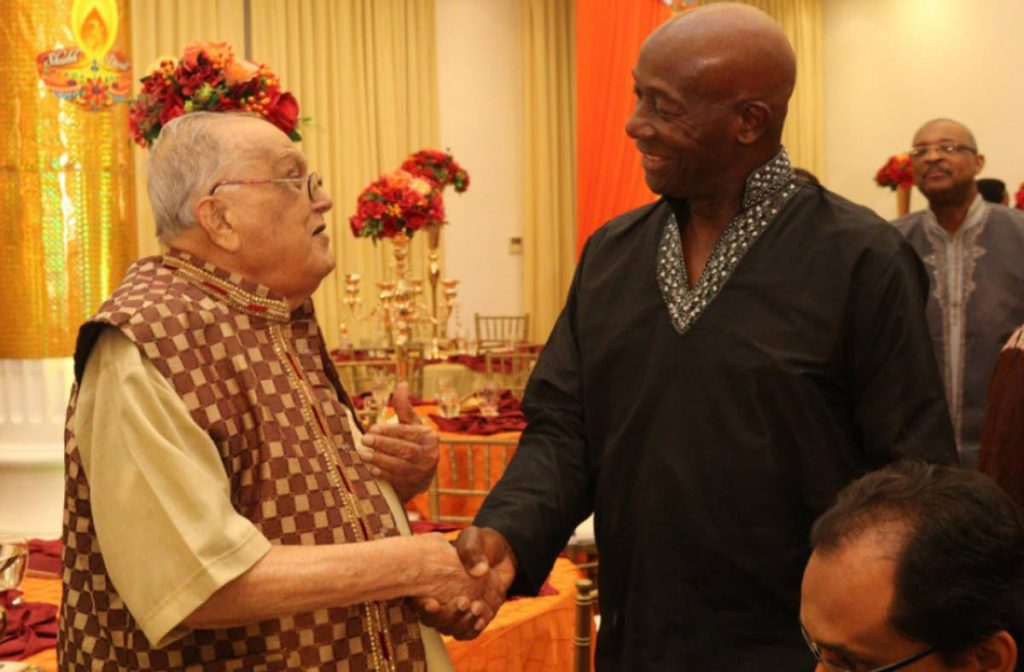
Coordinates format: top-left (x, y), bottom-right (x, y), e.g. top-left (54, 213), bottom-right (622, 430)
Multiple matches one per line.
top-left (406, 405), bottom-right (521, 522)
top-left (18, 559), bottom-right (580, 672)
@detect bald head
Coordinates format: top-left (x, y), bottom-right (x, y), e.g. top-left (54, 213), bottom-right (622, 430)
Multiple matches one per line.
top-left (646, 3), bottom-right (796, 136)
top-left (625, 3), bottom-right (797, 200)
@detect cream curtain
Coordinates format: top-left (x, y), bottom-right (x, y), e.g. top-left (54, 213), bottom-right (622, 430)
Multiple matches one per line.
top-left (522, 0), bottom-right (577, 343)
top-left (699, 0), bottom-right (824, 177)
top-left (130, 0), bottom-right (440, 348)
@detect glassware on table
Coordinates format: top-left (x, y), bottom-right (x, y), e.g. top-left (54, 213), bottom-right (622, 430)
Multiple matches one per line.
top-left (369, 375), bottom-right (392, 424)
top-left (478, 380), bottom-right (500, 417)
top-left (436, 378), bottom-right (461, 418)
top-left (0, 537), bottom-right (29, 605)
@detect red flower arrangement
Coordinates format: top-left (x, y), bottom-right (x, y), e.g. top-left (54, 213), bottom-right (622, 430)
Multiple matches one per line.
top-left (350, 149), bottom-right (471, 242)
top-left (1015, 181), bottom-right (1024, 210)
top-left (401, 149), bottom-right (470, 193)
top-left (349, 170), bottom-right (445, 241)
top-left (875, 153), bottom-right (914, 190)
top-left (128, 41), bottom-right (301, 148)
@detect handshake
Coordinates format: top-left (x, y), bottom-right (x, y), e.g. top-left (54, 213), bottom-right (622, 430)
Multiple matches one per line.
top-left (407, 527), bottom-right (517, 640)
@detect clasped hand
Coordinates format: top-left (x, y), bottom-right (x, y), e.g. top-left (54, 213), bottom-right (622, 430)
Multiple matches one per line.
top-left (413, 526), bottom-right (518, 640)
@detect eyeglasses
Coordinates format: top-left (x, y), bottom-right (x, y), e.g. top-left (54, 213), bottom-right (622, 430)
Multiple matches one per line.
top-left (908, 143), bottom-right (977, 160)
top-left (209, 172), bottom-right (324, 201)
top-left (801, 625), bottom-right (938, 672)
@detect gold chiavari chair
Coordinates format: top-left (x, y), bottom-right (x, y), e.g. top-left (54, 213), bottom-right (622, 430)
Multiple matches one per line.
top-left (475, 313), bottom-right (530, 351)
top-left (575, 578), bottom-right (599, 672)
top-left (482, 349), bottom-right (540, 398)
top-left (426, 436), bottom-right (519, 524)
top-left (333, 345), bottom-right (426, 399)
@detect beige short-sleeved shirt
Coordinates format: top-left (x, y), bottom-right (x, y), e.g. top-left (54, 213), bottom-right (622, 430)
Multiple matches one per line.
top-left (76, 328), bottom-right (451, 669)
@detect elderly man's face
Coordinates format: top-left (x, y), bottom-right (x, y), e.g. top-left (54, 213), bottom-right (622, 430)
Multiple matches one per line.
top-left (911, 121), bottom-right (984, 208)
top-left (210, 118), bottom-right (335, 303)
top-left (800, 537), bottom-right (963, 672)
top-left (624, 38), bottom-right (738, 199)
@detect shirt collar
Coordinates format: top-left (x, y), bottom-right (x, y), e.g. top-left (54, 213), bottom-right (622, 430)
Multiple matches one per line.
top-left (162, 248), bottom-right (296, 322)
top-left (924, 193), bottom-right (988, 237)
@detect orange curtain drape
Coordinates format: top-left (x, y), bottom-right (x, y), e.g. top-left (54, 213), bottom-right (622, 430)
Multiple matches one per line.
top-left (575, 0), bottom-right (671, 254)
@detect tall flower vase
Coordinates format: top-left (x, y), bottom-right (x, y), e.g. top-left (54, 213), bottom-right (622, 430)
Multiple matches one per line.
top-left (390, 232), bottom-right (413, 381)
top-left (896, 185), bottom-right (912, 217)
top-left (426, 222), bottom-right (443, 358)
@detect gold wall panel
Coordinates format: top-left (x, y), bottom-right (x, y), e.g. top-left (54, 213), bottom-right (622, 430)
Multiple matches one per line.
top-left (0, 0), bottom-right (137, 358)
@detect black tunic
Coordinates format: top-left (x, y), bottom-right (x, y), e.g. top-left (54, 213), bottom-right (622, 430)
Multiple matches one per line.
top-left (474, 172), bottom-right (957, 670)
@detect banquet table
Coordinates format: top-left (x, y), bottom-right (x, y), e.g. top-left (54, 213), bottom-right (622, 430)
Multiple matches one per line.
top-left (18, 558), bottom-right (581, 672)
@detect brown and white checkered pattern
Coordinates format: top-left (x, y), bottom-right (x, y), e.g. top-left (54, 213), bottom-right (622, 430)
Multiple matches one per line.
top-left (60, 250), bottom-right (424, 671)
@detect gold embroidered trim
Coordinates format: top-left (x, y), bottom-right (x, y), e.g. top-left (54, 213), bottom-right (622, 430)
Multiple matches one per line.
top-left (269, 323), bottom-right (396, 671)
top-left (164, 255), bottom-right (292, 321)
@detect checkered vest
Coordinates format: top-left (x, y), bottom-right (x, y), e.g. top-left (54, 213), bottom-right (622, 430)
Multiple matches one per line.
top-left (59, 250), bottom-right (425, 671)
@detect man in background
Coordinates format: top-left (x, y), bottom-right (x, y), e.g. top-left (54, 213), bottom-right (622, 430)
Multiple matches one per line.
top-left (424, 5), bottom-right (956, 670)
top-left (977, 177), bottom-right (1009, 205)
top-left (894, 119), bottom-right (1024, 466)
top-left (802, 461), bottom-right (1022, 672)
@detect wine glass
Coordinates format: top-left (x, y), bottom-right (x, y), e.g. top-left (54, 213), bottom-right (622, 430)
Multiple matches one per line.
top-left (0, 537), bottom-right (29, 605)
top-left (478, 379), bottom-right (500, 417)
top-left (436, 378), bottom-right (461, 418)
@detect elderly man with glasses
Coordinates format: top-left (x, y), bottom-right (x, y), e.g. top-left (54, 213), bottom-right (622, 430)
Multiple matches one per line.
top-left (58, 111), bottom-right (490, 671)
top-left (893, 118), bottom-right (1024, 468)
top-left (801, 460), bottom-right (1023, 672)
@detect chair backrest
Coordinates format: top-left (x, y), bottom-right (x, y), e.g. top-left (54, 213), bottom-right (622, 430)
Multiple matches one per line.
top-left (427, 436), bottom-right (519, 523)
top-left (575, 578), bottom-right (598, 672)
top-left (483, 350), bottom-right (540, 398)
top-left (475, 314), bottom-right (530, 350)
top-left (333, 346), bottom-right (425, 399)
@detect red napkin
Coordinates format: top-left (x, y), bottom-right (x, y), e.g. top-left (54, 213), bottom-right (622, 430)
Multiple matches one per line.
top-left (28, 539), bottom-right (62, 577)
top-left (430, 412), bottom-right (527, 435)
top-left (0, 590), bottom-right (58, 660)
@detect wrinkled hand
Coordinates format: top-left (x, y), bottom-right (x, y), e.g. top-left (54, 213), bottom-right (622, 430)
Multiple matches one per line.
top-left (415, 526), bottom-right (518, 640)
top-left (413, 533), bottom-right (503, 636)
top-left (359, 382), bottom-right (439, 501)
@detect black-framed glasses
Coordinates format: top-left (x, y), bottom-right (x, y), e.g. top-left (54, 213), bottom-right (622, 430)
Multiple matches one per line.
top-left (908, 143), bottom-right (977, 160)
top-left (801, 625), bottom-right (938, 672)
top-left (209, 172), bottom-right (324, 201)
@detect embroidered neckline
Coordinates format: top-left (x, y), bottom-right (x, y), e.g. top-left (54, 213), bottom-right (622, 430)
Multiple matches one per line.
top-left (163, 249), bottom-right (293, 322)
top-left (657, 147), bottom-right (797, 336)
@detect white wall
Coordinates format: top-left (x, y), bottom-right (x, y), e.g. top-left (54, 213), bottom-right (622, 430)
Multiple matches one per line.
top-left (434, 0), bottom-right (524, 341)
top-left (824, 0), bottom-right (1024, 219)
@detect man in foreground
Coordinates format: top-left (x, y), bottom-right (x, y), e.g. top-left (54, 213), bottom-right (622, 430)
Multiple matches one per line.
top-left (427, 4), bottom-right (957, 670)
top-left (59, 112), bottom-right (491, 670)
top-left (802, 461), bottom-right (1022, 671)
top-left (893, 119), bottom-right (1024, 466)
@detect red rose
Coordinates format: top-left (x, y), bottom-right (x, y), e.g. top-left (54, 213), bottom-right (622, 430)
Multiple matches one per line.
top-left (265, 91), bottom-right (299, 134)
top-left (159, 99), bottom-right (184, 125)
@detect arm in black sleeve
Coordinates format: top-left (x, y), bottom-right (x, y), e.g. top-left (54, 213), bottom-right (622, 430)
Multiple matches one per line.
top-left (847, 232), bottom-right (958, 466)
top-left (472, 235), bottom-right (599, 595)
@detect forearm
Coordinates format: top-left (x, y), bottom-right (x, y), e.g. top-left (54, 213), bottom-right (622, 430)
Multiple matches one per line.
top-left (185, 536), bottom-right (428, 629)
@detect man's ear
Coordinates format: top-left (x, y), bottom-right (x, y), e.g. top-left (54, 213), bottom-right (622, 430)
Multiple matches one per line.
top-left (194, 195), bottom-right (242, 252)
top-left (975, 152), bottom-right (987, 176)
top-left (736, 101), bottom-right (772, 145)
top-left (973, 630), bottom-right (1016, 671)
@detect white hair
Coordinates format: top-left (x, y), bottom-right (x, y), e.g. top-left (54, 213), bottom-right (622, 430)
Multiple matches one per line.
top-left (147, 111), bottom-right (260, 243)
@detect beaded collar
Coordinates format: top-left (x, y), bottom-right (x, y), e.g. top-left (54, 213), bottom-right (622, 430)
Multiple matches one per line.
top-left (656, 147), bottom-right (797, 336)
top-left (162, 248), bottom-right (295, 322)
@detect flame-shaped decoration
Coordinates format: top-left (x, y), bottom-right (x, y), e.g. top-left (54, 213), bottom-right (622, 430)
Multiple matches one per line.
top-left (71, 0), bottom-right (118, 62)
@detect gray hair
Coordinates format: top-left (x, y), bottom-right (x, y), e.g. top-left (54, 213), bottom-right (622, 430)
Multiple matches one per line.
top-left (147, 111), bottom-right (259, 243)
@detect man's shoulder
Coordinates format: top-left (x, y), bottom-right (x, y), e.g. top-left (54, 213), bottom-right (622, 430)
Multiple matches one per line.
top-left (796, 186), bottom-right (906, 252)
top-left (582, 200), bottom-right (666, 254)
top-left (890, 209), bottom-right (925, 235)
